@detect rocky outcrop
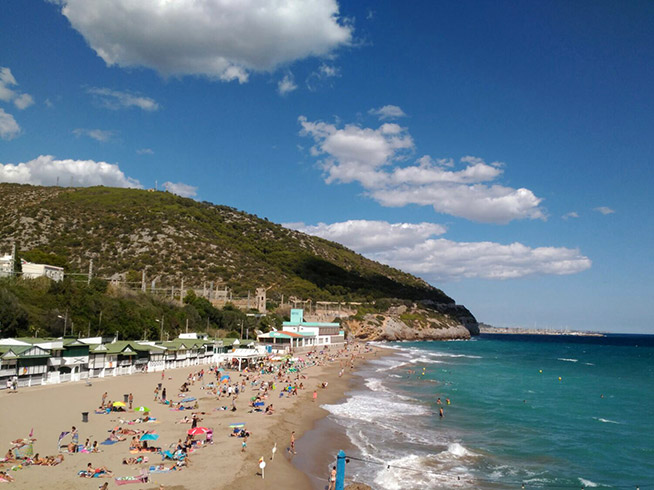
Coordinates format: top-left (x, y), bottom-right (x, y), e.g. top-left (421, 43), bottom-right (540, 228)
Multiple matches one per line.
top-left (344, 303), bottom-right (478, 341)
top-left (345, 484), bottom-right (372, 490)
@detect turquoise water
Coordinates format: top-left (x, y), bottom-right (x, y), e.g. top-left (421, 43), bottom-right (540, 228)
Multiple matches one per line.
top-left (323, 334), bottom-right (654, 489)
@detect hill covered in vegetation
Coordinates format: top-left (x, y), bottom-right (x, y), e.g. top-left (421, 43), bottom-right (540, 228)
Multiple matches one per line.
top-left (0, 184), bottom-right (478, 339)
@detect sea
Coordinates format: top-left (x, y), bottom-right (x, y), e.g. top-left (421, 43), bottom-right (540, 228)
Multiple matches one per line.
top-left (309, 334), bottom-right (654, 489)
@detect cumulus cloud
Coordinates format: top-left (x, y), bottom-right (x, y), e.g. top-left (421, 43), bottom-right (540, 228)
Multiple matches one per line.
top-left (54, 0), bottom-right (352, 82)
top-left (594, 206), bottom-right (615, 215)
top-left (162, 181), bottom-right (198, 198)
top-left (0, 109), bottom-right (21, 140)
top-left (87, 87), bottom-right (159, 111)
top-left (562, 211), bottom-right (579, 220)
top-left (0, 67), bottom-right (34, 110)
top-left (306, 63), bottom-right (341, 91)
top-left (288, 220), bottom-right (591, 281)
top-left (13, 93), bottom-right (34, 110)
top-left (299, 115), bottom-right (545, 223)
top-left (369, 105), bottom-right (406, 120)
top-left (0, 155), bottom-right (142, 188)
top-left (277, 73), bottom-right (297, 96)
top-left (288, 220), bottom-right (447, 253)
top-left (73, 128), bottom-right (115, 142)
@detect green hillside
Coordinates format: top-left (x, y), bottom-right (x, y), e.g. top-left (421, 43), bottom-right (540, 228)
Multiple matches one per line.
top-left (0, 184), bottom-right (477, 339)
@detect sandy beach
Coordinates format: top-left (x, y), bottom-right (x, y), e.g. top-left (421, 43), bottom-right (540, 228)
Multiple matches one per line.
top-left (0, 343), bottom-right (381, 490)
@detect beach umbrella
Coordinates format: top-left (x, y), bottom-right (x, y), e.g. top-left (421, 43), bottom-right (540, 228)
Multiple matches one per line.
top-left (181, 397), bottom-right (196, 403)
top-left (113, 401), bottom-right (126, 407)
top-left (135, 406), bottom-right (150, 412)
top-left (139, 433), bottom-right (159, 441)
top-left (228, 423), bottom-right (245, 429)
top-left (187, 427), bottom-right (209, 436)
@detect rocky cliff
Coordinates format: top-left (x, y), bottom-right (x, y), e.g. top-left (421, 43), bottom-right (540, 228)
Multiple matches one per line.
top-left (344, 303), bottom-right (478, 341)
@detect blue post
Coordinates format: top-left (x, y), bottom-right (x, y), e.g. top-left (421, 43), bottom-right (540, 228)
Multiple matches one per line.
top-left (336, 450), bottom-right (346, 490)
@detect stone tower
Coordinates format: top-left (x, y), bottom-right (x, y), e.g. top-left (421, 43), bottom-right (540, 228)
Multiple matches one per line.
top-left (255, 287), bottom-right (267, 313)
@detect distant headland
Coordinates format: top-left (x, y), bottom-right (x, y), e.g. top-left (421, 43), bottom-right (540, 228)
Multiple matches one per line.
top-left (479, 323), bottom-right (605, 337)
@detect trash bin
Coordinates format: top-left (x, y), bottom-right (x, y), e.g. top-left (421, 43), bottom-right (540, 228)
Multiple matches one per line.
top-left (123, 394), bottom-right (129, 403)
top-left (81, 412), bottom-right (89, 423)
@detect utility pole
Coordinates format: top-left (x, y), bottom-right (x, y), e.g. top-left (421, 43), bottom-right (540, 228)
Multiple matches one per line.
top-left (141, 270), bottom-right (146, 292)
top-left (10, 243), bottom-right (15, 277)
top-left (186, 318), bottom-right (189, 334)
top-left (180, 278), bottom-right (184, 304)
top-left (88, 259), bottom-right (93, 285)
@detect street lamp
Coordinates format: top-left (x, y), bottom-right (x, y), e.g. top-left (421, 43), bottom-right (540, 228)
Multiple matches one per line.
top-left (57, 308), bottom-right (69, 336)
top-left (155, 316), bottom-right (164, 341)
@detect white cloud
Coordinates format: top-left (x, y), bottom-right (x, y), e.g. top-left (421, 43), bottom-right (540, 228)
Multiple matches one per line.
top-left (87, 87), bottom-right (159, 111)
top-left (73, 128), bottom-right (115, 142)
top-left (288, 220), bottom-right (447, 253)
top-left (277, 73), bottom-right (298, 96)
top-left (0, 67), bottom-right (34, 109)
top-left (299, 115), bottom-right (545, 224)
top-left (0, 155), bottom-right (142, 188)
top-left (306, 63), bottom-right (341, 91)
top-left (562, 211), bottom-right (579, 220)
top-left (369, 105), bottom-right (406, 120)
top-left (54, 0), bottom-right (352, 82)
top-left (594, 206), bottom-right (615, 215)
top-left (0, 67), bottom-right (18, 102)
top-left (13, 93), bottom-right (34, 110)
top-left (288, 220), bottom-right (591, 281)
top-left (162, 181), bottom-right (197, 198)
top-left (0, 109), bottom-right (21, 140)
top-left (137, 148), bottom-right (154, 155)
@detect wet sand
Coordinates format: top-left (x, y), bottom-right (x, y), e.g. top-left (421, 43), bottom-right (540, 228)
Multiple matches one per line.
top-left (0, 344), bottom-right (380, 489)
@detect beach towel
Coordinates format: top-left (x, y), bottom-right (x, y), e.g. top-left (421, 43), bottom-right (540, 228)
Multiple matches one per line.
top-left (114, 475), bottom-right (147, 485)
top-left (100, 439), bottom-right (120, 446)
top-left (148, 465), bottom-right (176, 474)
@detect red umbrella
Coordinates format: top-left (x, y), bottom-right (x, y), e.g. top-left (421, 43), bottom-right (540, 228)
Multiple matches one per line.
top-left (187, 427), bottom-right (210, 436)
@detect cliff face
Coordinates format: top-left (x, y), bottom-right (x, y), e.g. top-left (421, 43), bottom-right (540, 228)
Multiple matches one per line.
top-left (344, 303), bottom-right (477, 341)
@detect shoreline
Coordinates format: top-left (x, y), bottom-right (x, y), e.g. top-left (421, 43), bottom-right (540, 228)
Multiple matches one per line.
top-left (0, 343), bottom-right (382, 489)
top-left (229, 344), bottom-right (387, 490)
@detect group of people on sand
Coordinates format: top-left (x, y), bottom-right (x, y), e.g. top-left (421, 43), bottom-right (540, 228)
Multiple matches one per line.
top-left (1, 341), bottom-right (372, 487)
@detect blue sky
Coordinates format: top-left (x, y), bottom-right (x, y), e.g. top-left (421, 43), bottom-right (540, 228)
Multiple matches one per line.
top-left (1, 0), bottom-right (652, 333)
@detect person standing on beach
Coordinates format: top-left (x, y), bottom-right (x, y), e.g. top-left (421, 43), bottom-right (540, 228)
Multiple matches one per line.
top-left (289, 431), bottom-right (296, 454)
top-left (162, 388), bottom-right (167, 402)
top-left (128, 393), bottom-right (133, 410)
top-left (328, 466), bottom-right (337, 490)
top-left (312, 390), bottom-right (317, 403)
top-left (153, 386), bottom-right (159, 401)
top-left (101, 392), bottom-right (107, 407)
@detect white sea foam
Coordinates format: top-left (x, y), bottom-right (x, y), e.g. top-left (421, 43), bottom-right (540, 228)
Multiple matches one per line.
top-left (438, 442), bottom-right (479, 461)
top-left (372, 454), bottom-right (473, 490)
top-left (579, 477), bottom-right (599, 487)
top-left (593, 417), bottom-right (621, 424)
top-left (324, 393), bottom-right (430, 422)
top-left (410, 356), bottom-right (444, 365)
top-left (557, 358), bottom-right (578, 362)
top-left (429, 352), bottom-right (482, 359)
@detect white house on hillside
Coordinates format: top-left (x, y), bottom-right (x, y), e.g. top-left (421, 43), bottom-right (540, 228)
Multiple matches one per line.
top-left (21, 261), bottom-right (64, 282)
